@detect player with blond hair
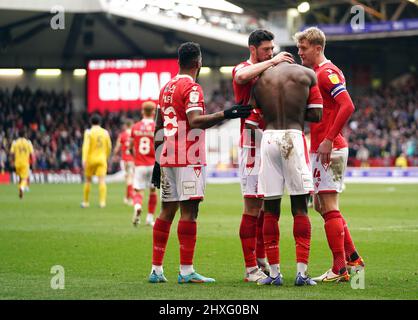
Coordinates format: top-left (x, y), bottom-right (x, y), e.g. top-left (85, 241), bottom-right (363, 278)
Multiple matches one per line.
top-left (81, 114), bottom-right (112, 208)
top-left (130, 101), bottom-right (158, 227)
top-left (294, 27), bottom-right (364, 282)
top-left (10, 129), bottom-right (34, 199)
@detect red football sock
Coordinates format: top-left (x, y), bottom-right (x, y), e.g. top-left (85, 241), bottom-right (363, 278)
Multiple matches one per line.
top-left (127, 185), bottom-right (133, 199)
top-left (148, 193), bottom-right (157, 215)
top-left (256, 210), bottom-right (266, 259)
top-left (341, 216), bottom-right (357, 261)
top-left (323, 210), bottom-right (346, 274)
top-left (239, 214), bottom-right (257, 268)
top-left (177, 220), bottom-right (197, 266)
top-left (133, 192), bottom-right (143, 206)
top-left (293, 215), bottom-right (311, 264)
top-left (263, 213), bottom-right (280, 265)
top-left (152, 218), bottom-right (172, 266)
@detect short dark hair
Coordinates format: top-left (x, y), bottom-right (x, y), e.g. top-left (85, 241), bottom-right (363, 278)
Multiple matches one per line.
top-left (178, 42), bottom-right (201, 69)
top-left (18, 129), bottom-right (25, 138)
top-left (90, 113), bottom-right (101, 125)
top-left (248, 29), bottom-right (274, 47)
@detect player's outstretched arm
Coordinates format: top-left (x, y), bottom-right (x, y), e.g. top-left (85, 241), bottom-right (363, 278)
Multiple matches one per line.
top-left (187, 105), bottom-right (253, 129)
top-left (234, 52), bottom-right (294, 85)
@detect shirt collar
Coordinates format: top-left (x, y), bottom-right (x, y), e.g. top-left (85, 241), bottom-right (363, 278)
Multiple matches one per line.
top-left (175, 74), bottom-right (194, 82)
top-left (314, 59), bottom-right (331, 70)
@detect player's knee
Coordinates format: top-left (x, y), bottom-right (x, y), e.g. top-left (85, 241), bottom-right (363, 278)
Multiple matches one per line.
top-left (159, 210), bottom-right (176, 222)
top-left (244, 198), bottom-right (262, 216)
top-left (291, 207), bottom-right (308, 216)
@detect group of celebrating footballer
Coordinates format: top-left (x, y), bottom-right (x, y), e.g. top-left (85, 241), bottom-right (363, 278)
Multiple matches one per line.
top-left (10, 25), bottom-right (365, 286)
top-left (145, 26), bottom-right (364, 285)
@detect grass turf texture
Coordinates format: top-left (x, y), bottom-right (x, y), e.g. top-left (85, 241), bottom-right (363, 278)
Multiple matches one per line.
top-left (0, 183), bottom-right (417, 300)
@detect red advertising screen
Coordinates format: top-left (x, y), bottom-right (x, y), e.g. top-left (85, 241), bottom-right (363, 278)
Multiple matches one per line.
top-left (87, 59), bottom-right (178, 113)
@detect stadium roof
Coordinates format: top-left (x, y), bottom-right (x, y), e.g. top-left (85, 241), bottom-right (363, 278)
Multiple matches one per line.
top-left (230, 0), bottom-right (418, 20)
top-left (0, 0), bottom-right (251, 68)
top-left (1, 0), bottom-right (417, 68)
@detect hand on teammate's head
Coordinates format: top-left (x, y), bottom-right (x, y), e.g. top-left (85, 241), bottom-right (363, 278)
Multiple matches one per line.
top-left (272, 51), bottom-right (295, 65)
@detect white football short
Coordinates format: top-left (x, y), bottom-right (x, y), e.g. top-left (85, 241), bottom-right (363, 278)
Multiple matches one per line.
top-left (133, 165), bottom-right (153, 190)
top-left (258, 129), bottom-right (313, 199)
top-left (310, 148), bottom-right (348, 194)
top-left (120, 160), bottom-right (134, 175)
top-left (239, 147), bottom-right (262, 198)
top-left (160, 166), bottom-right (206, 202)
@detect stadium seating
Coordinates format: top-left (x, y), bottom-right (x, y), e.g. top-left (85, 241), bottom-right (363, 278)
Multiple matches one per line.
top-left (1, 77), bottom-right (417, 172)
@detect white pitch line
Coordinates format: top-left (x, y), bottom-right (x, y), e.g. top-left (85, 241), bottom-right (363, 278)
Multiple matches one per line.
top-left (353, 225), bottom-right (418, 232)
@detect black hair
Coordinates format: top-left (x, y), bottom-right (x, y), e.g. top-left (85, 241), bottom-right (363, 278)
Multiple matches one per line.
top-left (90, 113), bottom-right (101, 125)
top-left (248, 29), bottom-right (274, 47)
top-left (178, 42), bottom-right (201, 69)
top-left (18, 129), bottom-right (25, 138)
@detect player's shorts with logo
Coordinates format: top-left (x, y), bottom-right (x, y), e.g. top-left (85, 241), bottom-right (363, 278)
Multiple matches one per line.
top-left (85, 161), bottom-right (107, 177)
top-left (120, 160), bottom-right (134, 175)
top-left (160, 166), bottom-right (206, 202)
top-left (258, 130), bottom-right (313, 199)
top-left (133, 165), bottom-right (153, 190)
top-left (15, 164), bottom-right (30, 180)
top-left (310, 147), bottom-right (348, 194)
top-left (239, 147), bottom-right (261, 198)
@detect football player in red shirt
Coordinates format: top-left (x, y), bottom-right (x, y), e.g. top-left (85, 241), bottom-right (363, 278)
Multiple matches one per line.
top-left (130, 101), bottom-right (158, 227)
top-left (113, 119), bottom-right (134, 205)
top-left (232, 29), bottom-right (294, 282)
top-left (148, 42), bottom-right (252, 284)
top-left (295, 27), bottom-right (365, 282)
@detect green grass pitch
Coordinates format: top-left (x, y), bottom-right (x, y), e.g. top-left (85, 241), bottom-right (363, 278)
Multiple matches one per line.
top-left (0, 182), bottom-right (417, 300)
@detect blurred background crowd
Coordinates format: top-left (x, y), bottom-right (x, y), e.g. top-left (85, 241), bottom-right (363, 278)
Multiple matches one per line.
top-left (1, 74), bottom-right (417, 173)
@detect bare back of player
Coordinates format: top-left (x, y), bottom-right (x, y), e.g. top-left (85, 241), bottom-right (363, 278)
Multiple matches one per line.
top-left (252, 61), bottom-right (323, 286)
top-left (253, 62), bottom-right (320, 131)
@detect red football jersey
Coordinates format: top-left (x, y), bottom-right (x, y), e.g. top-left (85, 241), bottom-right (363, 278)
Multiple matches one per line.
top-left (310, 60), bottom-right (349, 152)
top-left (158, 74), bottom-right (206, 167)
top-left (232, 60), bottom-right (265, 148)
top-left (119, 130), bottom-right (134, 162)
top-left (131, 119), bottom-right (155, 166)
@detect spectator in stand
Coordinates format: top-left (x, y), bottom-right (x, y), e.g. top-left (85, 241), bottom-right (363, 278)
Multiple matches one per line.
top-left (356, 142), bottom-right (370, 167)
top-left (0, 148), bottom-right (7, 173)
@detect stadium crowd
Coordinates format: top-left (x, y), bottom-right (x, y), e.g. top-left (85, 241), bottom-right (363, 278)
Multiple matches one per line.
top-left (347, 76), bottom-right (418, 166)
top-left (1, 76), bottom-right (417, 172)
top-left (0, 87), bottom-right (140, 173)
